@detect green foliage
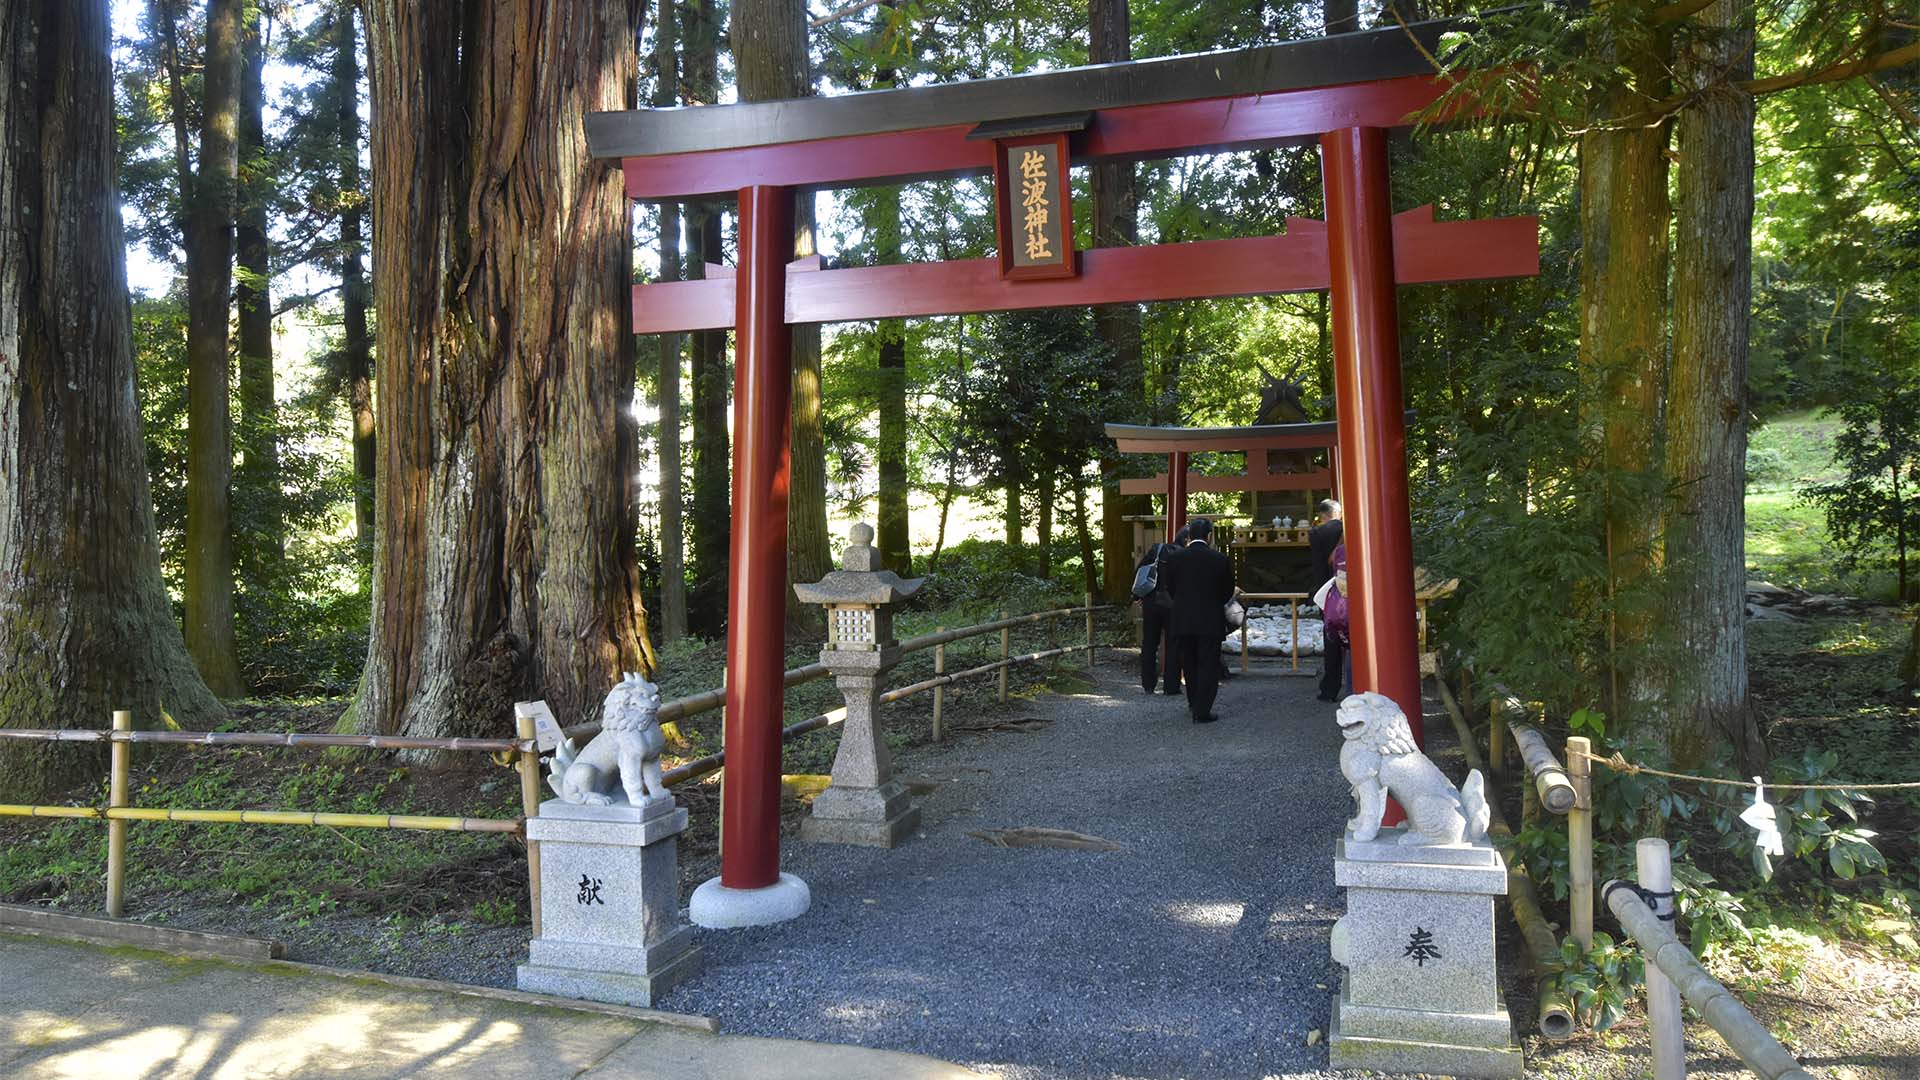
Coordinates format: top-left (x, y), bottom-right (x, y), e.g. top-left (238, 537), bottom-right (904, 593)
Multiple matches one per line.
top-left (1550, 931), bottom-right (1645, 1032)
top-left (1801, 371), bottom-right (1920, 603)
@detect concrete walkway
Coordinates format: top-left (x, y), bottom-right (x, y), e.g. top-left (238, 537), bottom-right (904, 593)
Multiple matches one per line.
top-left (0, 932), bottom-right (980, 1080)
top-left (665, 659), bottom-right (1354, 1080)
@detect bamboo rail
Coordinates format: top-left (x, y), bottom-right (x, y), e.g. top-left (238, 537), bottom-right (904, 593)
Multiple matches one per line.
top-left (564, 603), bottom-right (1108, 741)
top-left (1508, 720), bottom-right (1578, 814)
top-left (657, 642), bottom-right (1090, 791)
top-left (0, 729), bottom-right (528, 753)
top-left (1607, 848), bottom-right (1818, 1080)
top-left (0, 804), bottom-right (519, 832)
top-left (1434, 673), bottom-right (1576, 1040)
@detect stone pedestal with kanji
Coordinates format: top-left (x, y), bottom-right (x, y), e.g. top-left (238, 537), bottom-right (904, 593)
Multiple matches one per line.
top-left (793, 523), bottom-right (925, 848)
top-left (1329, 828), bottom-right (1522, 1078)
top-left (516, 796), bottom-right (702, 1006)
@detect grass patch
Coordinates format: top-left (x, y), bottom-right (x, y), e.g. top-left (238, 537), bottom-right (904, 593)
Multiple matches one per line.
top-left (1746, 410), bottom-right (1907, 599)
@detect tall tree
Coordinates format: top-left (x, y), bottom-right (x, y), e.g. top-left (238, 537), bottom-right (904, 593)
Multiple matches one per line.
top-left (654, 0), bottom-right (689, 644)
top-left (1667, 0), bottom-right (1764, 769)
top-left (736, 0), bottom-right (832, 621)
top-left (333, 0), bottom-right (375, 556)
top-left (684, 0), bottom-right (730, 639)
top-left (1579, 1), bottom-right (1669, 723)
top-left (235, 2), bottom-right (280, 559)
top-left (0, 0), bottom-right (224, 797)
top-left (1091, 0), bottom-right (1143, 602)
top-left (872, 8), bottom-right (913, 576)
top-left (175, 0), bottom-right (247, 695)
top-left (351, 0), bottom-right (651, 737)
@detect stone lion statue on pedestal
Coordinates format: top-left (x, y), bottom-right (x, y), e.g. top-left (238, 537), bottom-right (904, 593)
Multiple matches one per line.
top-left (1337, 691), bottom-right (1490, 845)
top-left (548, 673), bottom-right (671, 808)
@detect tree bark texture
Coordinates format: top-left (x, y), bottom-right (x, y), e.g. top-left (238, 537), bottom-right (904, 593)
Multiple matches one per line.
top-left (874, 184), bottom-right (912, 576)
top-left (1579, 2), bottom-right (1669, 722)
top-left (0, 0), bottom-right (224, 797)
top-left (653, 0), bottom-right (688, 645)
top-left (685, 0), bottom-right (729, 639)
top-left (334, 0), bottom-right (375, 557)
top-left (183, 0), bottom-right (246, 696)
top-left (353, 0), bottom-right (651, 739)
top-left (236, 6), bottom-right (279, 559)
top-left (1324, 0), bottom-right (1359, 34)
top-left (1090, 0), bottom-right (1144, 603)
top-left (735, 0), bottom-right (831, 619)
top-left (1667, 0), bottom-right (1763, 770)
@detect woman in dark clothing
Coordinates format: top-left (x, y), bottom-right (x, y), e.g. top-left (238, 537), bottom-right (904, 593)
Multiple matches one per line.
top-left (1135, 527), bottom-right (1187, 694)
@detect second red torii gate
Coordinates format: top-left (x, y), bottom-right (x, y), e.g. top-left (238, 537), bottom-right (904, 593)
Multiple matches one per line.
top-left (587, 18), bottom-right (1540, 927)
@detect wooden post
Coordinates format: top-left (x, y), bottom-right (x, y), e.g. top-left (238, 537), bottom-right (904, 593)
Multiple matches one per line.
top-left (998, 611), bottom-right (1010, 702)
top-left (516, 713), bottom-right (544, 937)
top-left (1290, 597), bottom-right (1299, 672)
top-left (1488, 698), bottom-right (1506, 781)
top-left (933, 629), bottom-right (946, 742)
top-left (1240, 614), bottom-right (1250, 674)
top-left (1568, 735), bottom-right (1594, 952)
top-left (105, 710), bottom-right (131, 918)
top-left (1638, 837), bottom-right (1687, 1080)
top-left (1084, 592), bottom-right (1096, 669)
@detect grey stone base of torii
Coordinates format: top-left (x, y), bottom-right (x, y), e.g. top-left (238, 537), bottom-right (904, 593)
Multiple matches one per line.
top-left (1329, 827), bottom-right (1523, 1079)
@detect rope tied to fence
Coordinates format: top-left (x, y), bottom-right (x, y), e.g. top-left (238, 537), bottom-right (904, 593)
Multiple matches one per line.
top-left (1577, 749), bottom-right (1920, 792)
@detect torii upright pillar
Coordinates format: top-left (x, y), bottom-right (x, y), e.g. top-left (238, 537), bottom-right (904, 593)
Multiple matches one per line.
top-left (1322, 126), bottom-right (1422, 778)
top-left (689, 185), bottom-right (812, 928)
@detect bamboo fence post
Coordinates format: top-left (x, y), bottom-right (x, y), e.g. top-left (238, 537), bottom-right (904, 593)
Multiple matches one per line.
top-left (1510, 722), bottom-right (1577, 814)
top-left (515, 713), bottom-right (544, 937)
top-left (933, 630), bottom-right (946, 742)
top-left (1084, 592), bottom-right (1096, 669)
top-left (1605, 872), bottom-right (1816, 1080)
top-left (1240, 614), bottom-right (1250, 674)
top-left (998, 612), bottom-right (1010, 702)
top-left (1638, 838), bottom-right (1687, 1080)
top-left (105, 710), bottom-right (131, 918)
top-left (1567, 735), bottom-right (1594, 952)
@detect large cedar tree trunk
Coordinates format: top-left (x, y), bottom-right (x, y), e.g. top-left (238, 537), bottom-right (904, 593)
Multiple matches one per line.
top-left (236, 7), bottom-right (280, 560)
top-left (685, 0), bottom-right (730, 639)
top-left (1091, 0), bottom-right (1144, 603)
top-left (736, 0), bottom-right (831, 622)
top-left (0, 0), bottom-right (224, 797)
top-left (1667, 0), bottom-right (1764, 770)
top-left (351, 0), bottom-right (651, 738)
top-left (182, 0), bottom-right (246, 695)
top-left (653, 1), bottom-right (688, 644)
top-left (335, 1), bottom-right (375, 556)
top-left (1579, 2), bottom-right (1669, 722)
top-left (874, 183), bottom-right (912, 576)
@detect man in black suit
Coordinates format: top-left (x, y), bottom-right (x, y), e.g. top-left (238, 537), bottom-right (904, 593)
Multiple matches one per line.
top-left (1163, 518), bottom-right (1235, 724)
top-left (1308, 499), bottom-right (1345, 702)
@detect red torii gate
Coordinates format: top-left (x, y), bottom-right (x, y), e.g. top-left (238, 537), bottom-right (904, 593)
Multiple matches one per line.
top-left (588, 19), bottom-right (1539, 927)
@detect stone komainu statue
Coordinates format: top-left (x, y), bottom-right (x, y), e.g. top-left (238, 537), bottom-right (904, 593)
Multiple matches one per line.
top-left (548, 673), bottom-right (671, 808)
top-left (1337, 691), bottom-right (1491, 845)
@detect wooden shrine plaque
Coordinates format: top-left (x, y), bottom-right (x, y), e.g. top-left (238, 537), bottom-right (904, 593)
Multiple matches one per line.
top-left (993, 132), bottom-right (1077, 280)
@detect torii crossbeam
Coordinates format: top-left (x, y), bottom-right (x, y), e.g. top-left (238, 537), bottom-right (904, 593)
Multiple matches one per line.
top-left (588, 16), bottom-right (1539, 928)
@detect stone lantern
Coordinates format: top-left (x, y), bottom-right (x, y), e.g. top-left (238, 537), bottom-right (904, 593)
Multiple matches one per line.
top-left (792, 523), bottom-right (925, 847)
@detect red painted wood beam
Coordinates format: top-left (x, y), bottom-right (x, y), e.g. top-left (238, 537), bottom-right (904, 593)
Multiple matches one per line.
top-left (1168, 451), bottom-right (1189, 542)
top-left (630, 208), bottom-right (1537, 334)
top-left (1324, 125), bottom-right (1423, 781)
top-left (720, 185), bottom-right (794, 892)
top-left (1118, 468), bottom-right (1333, 496)
top-left (622, 75), bottom-right (1456, 200)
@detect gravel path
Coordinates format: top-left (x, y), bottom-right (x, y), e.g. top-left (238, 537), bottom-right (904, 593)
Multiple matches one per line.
top-left (664, 658), bottom-right (1356, 1080)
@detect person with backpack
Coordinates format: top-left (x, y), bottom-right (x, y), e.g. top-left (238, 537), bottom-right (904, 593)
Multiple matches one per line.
top-left (1132, 525), bottom-right (1186, 695)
